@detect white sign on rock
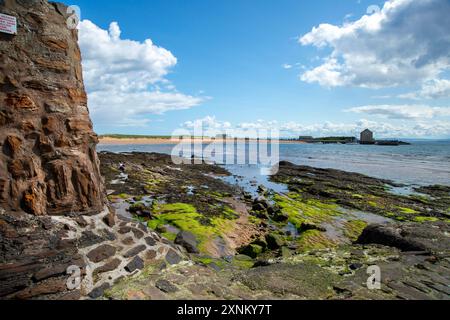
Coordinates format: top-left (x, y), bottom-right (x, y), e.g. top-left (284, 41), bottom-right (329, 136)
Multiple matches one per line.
top-left (0, 13), bottom-right (17, 35)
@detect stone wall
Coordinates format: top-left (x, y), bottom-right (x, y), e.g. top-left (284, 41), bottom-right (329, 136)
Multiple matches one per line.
top-left (0, 205), bottom-right (185, 299)
top-left (0, 0), bottom-right (185, 300)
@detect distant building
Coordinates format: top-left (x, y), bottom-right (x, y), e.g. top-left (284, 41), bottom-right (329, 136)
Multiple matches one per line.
top-left (360, 129), bottom-right (375, 144)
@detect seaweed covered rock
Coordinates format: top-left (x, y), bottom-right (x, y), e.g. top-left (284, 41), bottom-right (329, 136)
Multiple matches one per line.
top-left (238, 244), bottom-right (264, 258)
top-left (265, 233), bottom-right (284, 250)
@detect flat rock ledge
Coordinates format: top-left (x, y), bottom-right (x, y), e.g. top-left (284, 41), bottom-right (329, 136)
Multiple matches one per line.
top-left (0, 207), bottom-right (185, 300)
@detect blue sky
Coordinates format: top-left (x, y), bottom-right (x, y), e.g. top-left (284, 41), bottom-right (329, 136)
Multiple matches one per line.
top-left (63, 0), bottom-right (450, 138)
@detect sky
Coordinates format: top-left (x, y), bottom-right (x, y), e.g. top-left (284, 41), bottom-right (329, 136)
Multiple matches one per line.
top-left (62, 0), bottom-right (450, 139)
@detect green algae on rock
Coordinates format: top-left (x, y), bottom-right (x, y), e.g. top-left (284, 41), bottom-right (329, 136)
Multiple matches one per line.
top-left (343, 220), bottom-right (368, 241)
top-left (98, 152), bottom-right (450, 301)
top-left (270, 161), bottom-right (450, 222)
top-left (147, 203), bottom-right (237, 254)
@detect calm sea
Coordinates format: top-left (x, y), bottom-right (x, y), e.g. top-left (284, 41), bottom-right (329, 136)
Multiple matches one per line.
top-left (98, 140), bottom-right (450, 187)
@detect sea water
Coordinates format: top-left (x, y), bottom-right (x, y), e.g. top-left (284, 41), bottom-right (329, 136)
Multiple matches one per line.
top-left (98, 140), bottom-right (450, 187)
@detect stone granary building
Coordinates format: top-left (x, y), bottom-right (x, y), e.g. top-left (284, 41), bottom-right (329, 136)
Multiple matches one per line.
top-left (360, 129), bottom-right (375, 145)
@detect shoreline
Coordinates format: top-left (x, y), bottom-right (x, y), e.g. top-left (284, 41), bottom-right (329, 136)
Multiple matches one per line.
top-left (98, 137), bottom-right (308, 145)
top-left (98, 151), bottom-right (450, 300)
top-left (97, 141), bottom-right (450, 187)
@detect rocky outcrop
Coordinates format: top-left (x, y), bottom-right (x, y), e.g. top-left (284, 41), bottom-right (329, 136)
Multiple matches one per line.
top-left (0, 0), bottom-right (104, 216)
top-left (356, 222), bottom-right (450, 254)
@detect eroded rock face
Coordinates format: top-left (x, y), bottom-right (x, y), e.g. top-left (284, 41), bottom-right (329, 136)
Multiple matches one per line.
top-left (0, 0), bottom-right (105, 216)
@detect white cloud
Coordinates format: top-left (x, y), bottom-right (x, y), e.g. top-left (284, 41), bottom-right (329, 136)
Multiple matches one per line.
top-left (299, 0), bottom-right (450, 88)
top-left (183, 116), bottom-right (232, 131)
top-left (399, 79), bottom-right (450, 100)
top-left (300, 58), bottom-right (348, 87)
top-left (282, 64), bottom-right (293, 69)
top-left (179, 117), bottom-right (450, 138)
top-left (181, 118), bottom-right (280, 138)
top-left (237, 120), bottom-right (278, 130)
top-left (279, 119), bottom-right (450, 138)
top-left (78, 20), bottom-right (205, 127)
top-left (346, 105), bottom-right (450, 120)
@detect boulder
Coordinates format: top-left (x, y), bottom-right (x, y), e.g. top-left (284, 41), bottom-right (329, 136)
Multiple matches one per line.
top-left (298, 222), bottom-right (327, 233)
top-left (251, 238), bottom-right (268, 249)
top-left (356, 222), bottom-right (450, 253)
top-left (272, 212), bottom-right (289, 222)
top-left (252, 202), bottom-right (267, 212)
top-left (265, 233), bottom-right (285, 250)
top-left (175, 231), bottom-right (199, 254)
top-left (252, 210), bottom-right (269, 219)
top-left (128, 203), bottom-right (148, 215)
top-left (253, 196), bottom-right (271, 209)
top-left (267, 205), bottom-right (281, 216)
top-left (238, 244), bottom-right (263, 258)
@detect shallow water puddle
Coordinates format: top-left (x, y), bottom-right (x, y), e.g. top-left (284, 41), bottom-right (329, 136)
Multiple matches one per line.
top-left (185, 186), bottom-right (195, 196)
top-left (110, 198), bottom-right (133, 220)
top-left (341, 207), bottom-right (393, 224)
top-left (387, 185), bottom-right (430, 197)
top-left (164, 224), bottom-right (180, 234)
top-left (320, 207), bottom-right (394, 243)
top-left (110, 195), bottom-right (155, 220)
top-left (283, 222), bottom-right (299, 237)
top-left (212, 164), bottom-right (289, 197)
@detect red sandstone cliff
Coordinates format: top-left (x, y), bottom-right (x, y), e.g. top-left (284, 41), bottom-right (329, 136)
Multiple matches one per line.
top-left (0, 0), bottom-right (105, 216)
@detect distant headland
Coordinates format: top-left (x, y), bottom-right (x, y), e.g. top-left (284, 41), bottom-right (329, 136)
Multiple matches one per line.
top-left (290, 129), bottom-right (411, 146)
top-left (98, 130), bottom-right (411, 146)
